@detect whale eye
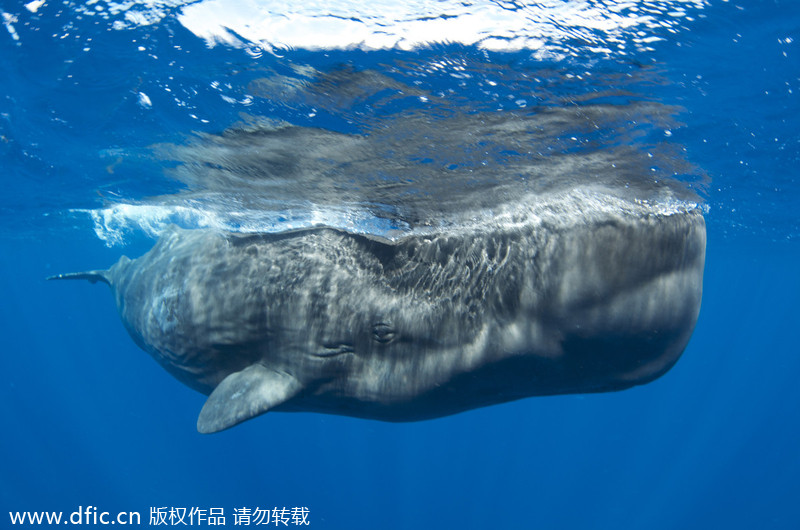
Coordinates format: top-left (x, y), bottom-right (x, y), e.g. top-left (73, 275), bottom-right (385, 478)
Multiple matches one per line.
top-left (372, 322), bottom-right (397, 344)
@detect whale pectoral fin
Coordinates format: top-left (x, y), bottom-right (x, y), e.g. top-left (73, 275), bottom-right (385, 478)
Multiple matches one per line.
top-left (197, 364), bottom-right (302, 434)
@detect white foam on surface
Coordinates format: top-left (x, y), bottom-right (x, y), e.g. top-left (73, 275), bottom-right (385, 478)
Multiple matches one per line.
top-left (63, 0), bottom-right (707, 55)
top-left (177, 0), bottom-right (707, 54)
top-left (78, 189), bottom-right (704, 247)
top-left (76, 201), bottom-right (413, 246)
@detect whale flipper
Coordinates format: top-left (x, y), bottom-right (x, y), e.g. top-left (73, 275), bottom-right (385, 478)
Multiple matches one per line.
top-left (47, 271), bottom-right (110, 285)
top-left (197, 364), bottom-right (302, 434)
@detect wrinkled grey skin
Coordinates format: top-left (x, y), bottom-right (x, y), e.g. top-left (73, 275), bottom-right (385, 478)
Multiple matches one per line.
top-left (52, 204), bottom-right (706, 433)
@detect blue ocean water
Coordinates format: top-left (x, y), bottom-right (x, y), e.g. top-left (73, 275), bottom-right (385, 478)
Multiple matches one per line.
top-left (1, 1), bottom-right (799, 528)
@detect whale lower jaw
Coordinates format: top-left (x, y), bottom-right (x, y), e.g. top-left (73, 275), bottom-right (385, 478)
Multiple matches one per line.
top-left (274, 329), bottom-right (694, 423)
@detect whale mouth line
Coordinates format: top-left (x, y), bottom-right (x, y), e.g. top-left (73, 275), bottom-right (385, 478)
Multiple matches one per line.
top-left (316, 343), bottom-right (357, 358)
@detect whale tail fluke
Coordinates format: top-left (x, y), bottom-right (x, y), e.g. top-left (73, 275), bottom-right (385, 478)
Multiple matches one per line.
top-left (47, 270), bottom-right (110, 285)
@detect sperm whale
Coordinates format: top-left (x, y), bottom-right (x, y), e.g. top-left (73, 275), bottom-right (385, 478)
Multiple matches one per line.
top-left (51, 191), bottom-right (706, 433)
